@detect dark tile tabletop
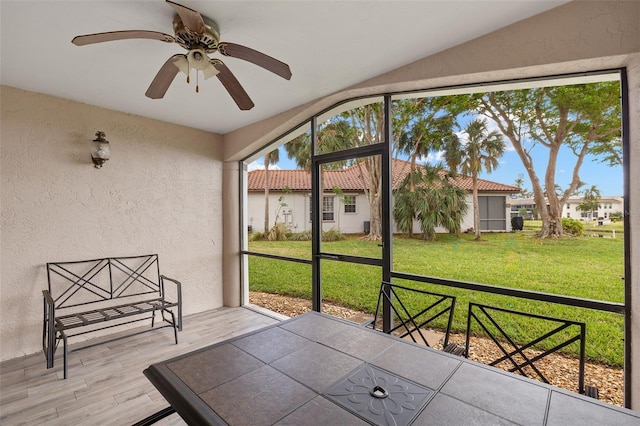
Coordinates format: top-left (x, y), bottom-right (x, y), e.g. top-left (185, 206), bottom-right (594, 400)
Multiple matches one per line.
top-left (144, 311), bottom-right (640, 426)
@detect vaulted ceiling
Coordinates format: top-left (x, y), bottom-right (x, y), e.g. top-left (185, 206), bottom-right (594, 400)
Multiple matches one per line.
top-left (1, 1), bottom-right (567, 134)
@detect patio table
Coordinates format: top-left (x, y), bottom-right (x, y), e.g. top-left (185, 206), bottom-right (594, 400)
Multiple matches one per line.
top-left (142, 311), bottom-right (640, 425)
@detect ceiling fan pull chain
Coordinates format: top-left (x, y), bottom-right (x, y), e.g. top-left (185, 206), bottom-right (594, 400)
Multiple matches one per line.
top-left (196, 71), bottom-right (199, 93)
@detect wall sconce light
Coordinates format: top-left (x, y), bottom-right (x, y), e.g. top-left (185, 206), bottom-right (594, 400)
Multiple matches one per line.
top-left (91, 131), bottom-right (111, 168)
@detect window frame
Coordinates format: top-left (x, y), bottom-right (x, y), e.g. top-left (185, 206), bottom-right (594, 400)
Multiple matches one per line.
top-left (343, 195), bottom-right (357, 214)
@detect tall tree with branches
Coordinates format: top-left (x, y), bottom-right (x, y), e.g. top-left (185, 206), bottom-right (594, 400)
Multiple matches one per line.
top-left (262, 148), bottom-right (279, 233)
top-left (285, 103), bottom-right (385, 240)
top-left (474, 81), bottom-right (621, 238)
top-left (446, 118), bottom-right (505, 241)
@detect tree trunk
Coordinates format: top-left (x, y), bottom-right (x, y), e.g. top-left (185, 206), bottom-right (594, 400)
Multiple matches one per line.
top-left (369, 195), bottom-right (382, 240)
top-left (263, 160), bottom-right (270, 233)
top-left (472, 175), bottom-right (481, 241)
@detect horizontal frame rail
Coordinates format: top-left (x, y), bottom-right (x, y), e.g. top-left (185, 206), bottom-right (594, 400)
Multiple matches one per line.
top-left (242, 250), bottom-right (312, 265)
top-left (392, 271), bottom-right (625, 315)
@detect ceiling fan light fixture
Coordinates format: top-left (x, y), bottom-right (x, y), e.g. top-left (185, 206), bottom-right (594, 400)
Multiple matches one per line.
top-left (173, 55), bottom-right (190, 76)
top-left (202, 62), bottom-right (219, 80)
top-left (187, 48), bottom-right (209, 70)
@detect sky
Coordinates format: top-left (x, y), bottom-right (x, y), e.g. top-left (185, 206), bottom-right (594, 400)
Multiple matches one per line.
top-left (248, 117), bottom-right (623, 197)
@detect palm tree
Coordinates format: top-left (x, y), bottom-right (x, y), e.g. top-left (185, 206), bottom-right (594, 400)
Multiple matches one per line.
top-left (577, 185), bottom-right (601, 222)
top-left (263, 148), bottom-right (279, 233)
top-left (513, 173), bottom-right (532, 198)
top-left (447, 118), bottom-right (505, 241)
top-left (394, 98), bottom-right (458, 192)
top-left (393, 166), bottom-right (468, 240)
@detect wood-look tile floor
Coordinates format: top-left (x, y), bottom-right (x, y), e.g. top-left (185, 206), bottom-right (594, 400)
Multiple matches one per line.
top-left (0, 307), bottom-right (281, 425)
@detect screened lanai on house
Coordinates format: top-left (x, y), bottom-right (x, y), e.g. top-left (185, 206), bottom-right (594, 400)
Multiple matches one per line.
top-left (2, 0), bottom-right (640, 417)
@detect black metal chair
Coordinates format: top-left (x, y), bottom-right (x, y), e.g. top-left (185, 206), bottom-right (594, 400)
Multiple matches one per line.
top-left (465, 302), bottom-right (598, 398)
top-left (367, 281), bottom-right (457, 349)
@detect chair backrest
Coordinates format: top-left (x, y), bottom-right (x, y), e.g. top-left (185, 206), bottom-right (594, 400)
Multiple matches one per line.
top-left (46, 254), bottom-right (161, 309)
top-left (465, 302), bottom-right (587, 394)
top-left (372, 281), bottom-right (456, 348)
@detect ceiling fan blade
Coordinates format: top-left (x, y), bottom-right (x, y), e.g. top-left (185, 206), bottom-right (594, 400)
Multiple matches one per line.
top-left (218, 42), bottom-right (292, 80)
top-left (145, 54), bottom-right (185, 99)
top-left (72, 30), bottom-right (175, 46)
top-left (212, 61), bottom-right (255, 110)
top-left (166, 0), bottom-right (205, 34)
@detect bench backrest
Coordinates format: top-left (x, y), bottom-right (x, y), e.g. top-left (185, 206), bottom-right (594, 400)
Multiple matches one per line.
top-left (46, 254), bottom-right (162, 309)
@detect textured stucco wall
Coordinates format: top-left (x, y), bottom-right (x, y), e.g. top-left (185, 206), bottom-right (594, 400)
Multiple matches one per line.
top-left (0, 86), bottom-right (224, 361)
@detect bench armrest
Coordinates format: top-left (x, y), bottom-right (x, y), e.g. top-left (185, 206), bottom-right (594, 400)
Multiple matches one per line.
top-left (160, 275), bottom-right (182, 331)
top-left (43, 289), bottom-right (55, 307)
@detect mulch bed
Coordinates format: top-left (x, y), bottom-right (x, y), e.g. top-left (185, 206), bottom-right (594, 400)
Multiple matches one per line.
top-left (249, 291), bottom-right (624, 407)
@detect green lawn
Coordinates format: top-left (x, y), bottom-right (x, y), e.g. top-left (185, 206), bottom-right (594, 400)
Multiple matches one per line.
top-left (248, 233), bottom-right (625, 366)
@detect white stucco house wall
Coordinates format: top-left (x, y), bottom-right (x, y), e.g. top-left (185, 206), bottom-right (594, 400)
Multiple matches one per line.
top-left (247, 159), bottom-right (520, 235)
top-left (511, 196), bottom-right (624, 222)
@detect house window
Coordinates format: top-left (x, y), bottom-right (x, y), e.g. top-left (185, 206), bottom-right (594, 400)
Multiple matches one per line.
top-left (310, 196), bottom-right (335, 221)
top-left (344, 195), bottom-right (356, 214)
top-left (323, 196), bottom-right (335, 221)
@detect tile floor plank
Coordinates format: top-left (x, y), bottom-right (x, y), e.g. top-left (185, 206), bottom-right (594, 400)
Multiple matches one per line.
top-left (0, 307), bottom-right (279, 425)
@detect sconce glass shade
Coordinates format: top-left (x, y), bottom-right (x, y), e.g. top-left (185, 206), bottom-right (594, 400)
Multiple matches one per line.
top-left (91, 131), bottom-right (110, 168)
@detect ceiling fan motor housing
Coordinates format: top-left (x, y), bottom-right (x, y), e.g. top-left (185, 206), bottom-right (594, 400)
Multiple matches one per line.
top-left (172, 15), bottom-right (220, 53)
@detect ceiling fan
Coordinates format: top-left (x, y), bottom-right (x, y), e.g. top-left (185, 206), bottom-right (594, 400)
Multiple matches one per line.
top-left (71, 0), bottom-right (292, 110)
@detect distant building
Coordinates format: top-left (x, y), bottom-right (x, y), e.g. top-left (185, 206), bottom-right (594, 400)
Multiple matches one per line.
top-left (247, 159), bottom-right (520, 234)
top-left (509, 196), bottom-right (624, 222)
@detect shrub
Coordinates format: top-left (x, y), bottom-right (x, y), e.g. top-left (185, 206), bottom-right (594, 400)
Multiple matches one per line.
top-left (562, 218), bottom-right (584, 236)
top-left (288, 230), bottom-right (312, 241)
top-left (610, 211), bottom-right (622, 221)
top-left (266, 223), bottom-right (289, 241)
top-left (322, 229), bottom-right (345, 242)
top-left (248, 232), bottom-right (264, 241)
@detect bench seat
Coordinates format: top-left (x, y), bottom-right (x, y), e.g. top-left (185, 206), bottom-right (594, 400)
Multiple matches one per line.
top-left (54, 298), bottom-right (178, 329)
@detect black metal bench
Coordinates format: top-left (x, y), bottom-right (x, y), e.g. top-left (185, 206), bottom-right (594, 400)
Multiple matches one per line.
top-left (42, 254), bottom-right (182, 379)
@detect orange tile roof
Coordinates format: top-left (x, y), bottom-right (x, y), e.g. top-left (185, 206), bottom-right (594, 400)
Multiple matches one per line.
top-left (247, 159), bottom-right (520, 193)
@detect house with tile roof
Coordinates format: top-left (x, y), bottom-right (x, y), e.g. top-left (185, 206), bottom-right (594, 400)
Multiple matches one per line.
top-left (510, 195), bottom-right (624, 222)
top-left (247, 159), bottom-right (520, 235)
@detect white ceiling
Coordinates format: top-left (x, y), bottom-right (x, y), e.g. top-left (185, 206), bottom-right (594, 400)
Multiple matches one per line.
top-left (1, 1), bottom-right (568, 135)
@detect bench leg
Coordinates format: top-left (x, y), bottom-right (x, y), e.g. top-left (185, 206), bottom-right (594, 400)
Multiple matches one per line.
top-left (167, 310), bottom-right (178, 344)
top-left (43, 300), bottom-right (56, 369)
top-left (62, 332), bottom-right (69, 379)
top-left (43, 330), bottom-right (55, 369)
